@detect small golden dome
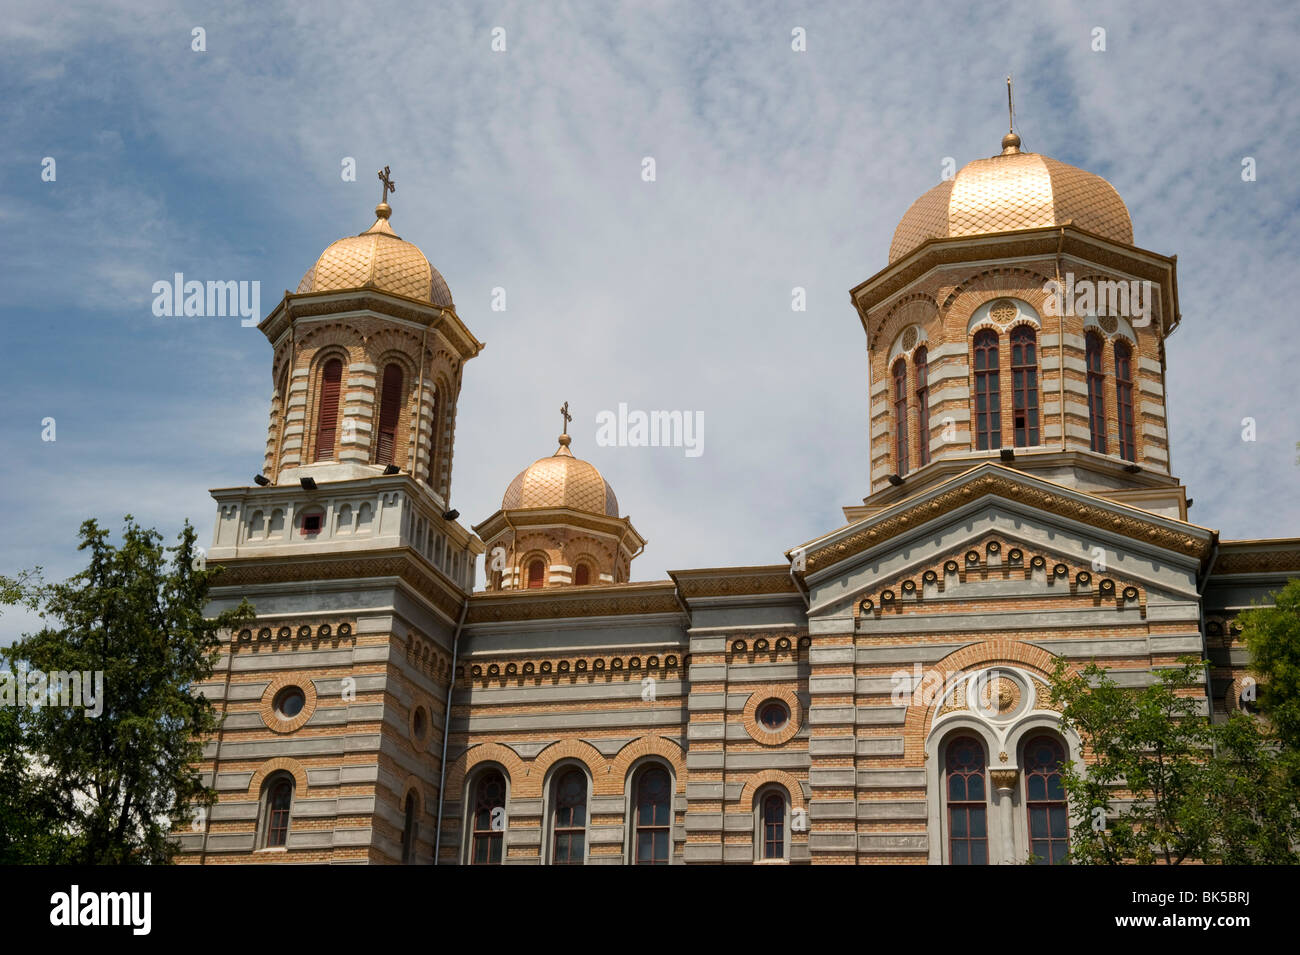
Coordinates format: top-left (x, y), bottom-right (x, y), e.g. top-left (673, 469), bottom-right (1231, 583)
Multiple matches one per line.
top-left (502, 438), bottom-right (620, 517)
top-left (297, 203), bottom-right (453, 307)
top-left (888, 144), bottom-right (1132, 263)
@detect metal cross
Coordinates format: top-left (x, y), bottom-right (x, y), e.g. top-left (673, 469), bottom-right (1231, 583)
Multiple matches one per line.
top-left (378, 166), bottom-right (396, 204)
top-left (560, 401), bottom-right (572, 435)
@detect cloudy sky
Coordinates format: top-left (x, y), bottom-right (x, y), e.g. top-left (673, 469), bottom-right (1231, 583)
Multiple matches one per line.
top-left (2, 0), bottom-right (1297, 642)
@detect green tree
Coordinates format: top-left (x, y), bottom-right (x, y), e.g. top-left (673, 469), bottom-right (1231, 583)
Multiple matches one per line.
top-left (0, 518), bottom-right (251, 863)
top-left (1050, 656), bottom-right (1299, 864)
top-left (1239, 578), bottom-right (1300, 752)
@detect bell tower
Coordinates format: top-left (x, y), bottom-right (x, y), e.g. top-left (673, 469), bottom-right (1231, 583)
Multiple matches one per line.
top-left (846, 122), bottom-right (1186, 523)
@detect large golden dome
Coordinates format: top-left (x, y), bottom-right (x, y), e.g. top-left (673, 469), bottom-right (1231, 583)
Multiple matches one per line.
top-left (888, 134), bottom-right (1133, 263)
top-left (297, 203), bottom-right (453, 307)
top-left (502, 435), bottom-right (620, 517)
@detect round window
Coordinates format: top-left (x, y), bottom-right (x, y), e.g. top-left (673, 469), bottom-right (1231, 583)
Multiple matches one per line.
top-left (274, 687), bottom-right (306, 719)
top-left (758, 700), bottom-right (789, 731)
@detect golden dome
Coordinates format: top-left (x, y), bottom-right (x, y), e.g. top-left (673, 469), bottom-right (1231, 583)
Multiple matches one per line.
top-left (297, 203), bottom-right (453, 307)
top-left (888, 138), bottom-right (1133, 263)
top-left (502, 435), bottom-right (620, 517)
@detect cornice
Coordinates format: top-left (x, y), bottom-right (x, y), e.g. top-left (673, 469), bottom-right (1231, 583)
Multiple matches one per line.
top-left (466, 580), bottom-right (682, 624)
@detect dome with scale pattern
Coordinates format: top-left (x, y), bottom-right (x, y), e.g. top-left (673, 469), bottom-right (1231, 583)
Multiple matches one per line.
top-left (296, 202), bottom-right (453, 307)
top-left (502, 435), bottom-right (620, 518)
top-left (888, 133), bottom-right (1133, 263)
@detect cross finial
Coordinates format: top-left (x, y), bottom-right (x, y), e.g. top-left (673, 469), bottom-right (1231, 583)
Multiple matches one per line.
top-left (378, 165), bottom-right (396, 205)
top-left (560, 401), bottom-right (572, 435)
top-left (1001, 76), bottom-right (1021, 154)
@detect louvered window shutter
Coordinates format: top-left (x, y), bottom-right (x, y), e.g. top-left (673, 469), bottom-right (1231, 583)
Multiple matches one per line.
top-left (314, 359), bottom-right (343, 461)
top-left (376, 364), bottom-right (403, 465)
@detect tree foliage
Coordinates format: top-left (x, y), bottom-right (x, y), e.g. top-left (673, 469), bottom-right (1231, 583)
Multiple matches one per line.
top-left (0, 517), bottom-right (252, 863)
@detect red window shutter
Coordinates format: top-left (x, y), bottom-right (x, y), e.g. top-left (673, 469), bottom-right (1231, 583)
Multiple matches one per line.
top-left (315, 359), bottom-right (343, 461)
top-left (376, 364), bottom-right (404, 465)
top-left (574, 564), bottom-right (590, 586)
top-left (528, 560), bottom-right (545, 588)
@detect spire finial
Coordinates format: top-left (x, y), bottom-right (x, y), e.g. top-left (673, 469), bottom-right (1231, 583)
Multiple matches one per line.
top-left (558, 401), bottom-right (572, 449)
top-left (1001, 76), bottom-right (1021, 154)
top-left (375, 165), bottom-right (396, 219)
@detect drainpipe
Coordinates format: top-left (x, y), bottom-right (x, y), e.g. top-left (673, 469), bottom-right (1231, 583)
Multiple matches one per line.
top-left (433, 594), bottom-right (471, 864)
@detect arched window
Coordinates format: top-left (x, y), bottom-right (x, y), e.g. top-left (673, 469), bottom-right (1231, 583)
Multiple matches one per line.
top-left (1085, 332), bottom-right (1107, 453)
top-left (1114, 341), bottom-right (1135, 461)
top-left (914, 346), bottom-right (930, 466)
top-left (573, 563), bottom-right (590, 586)
top-left (1024, 735), bottom-right (1068, 864)
top-left (972, 330), bottom-right (1001, 450)
top-left (470, 770), bottom-right (506, 865)
top-left (376, 363), bottom-right (404, 467)
top-left (1009, 325), bottom-right (1039, 446)
top-left (401, 792), bottom-right (418, 863)
top-left (424, 391), bottom-right (440, 487)
top-left (892, 358), bottom-right (909, 474)
top-left (551, 769), bottom-right (588, 864)
top-left (632, 765), bottom-right (672, 865)
top-left (261, 774), bottom-right (294, 849)
top-left (527, 559), bottom-right (545, 589)
top-left (760, 790), bottom-right (786, 860)
top-left (945, 736), bottom-right (988, 865)
top-left (314, 358), bottom-right (343, 461)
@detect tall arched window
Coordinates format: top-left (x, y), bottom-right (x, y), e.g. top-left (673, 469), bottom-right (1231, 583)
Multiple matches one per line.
top-left (1085, 332), bottom-right (1107, 453)
top-left (1010, 325), bottom-right (1039, 446)
top-left (1024, 735), bottom-right (1068, 864)
top-left (401, 791), bottom-right (418, 863)
top-left (972, 330), bottom-right (1001, 450)
top-left (551, 769), bottom-right (588, 864)
top-left (314, 358), bottom-right (343, 461)
top-left (945, 736), bottom-right (988, 865)
top-left (760, 790), bottom-right (786, 860)
top-left (892, 358), bottom-right (909, 474)
top-left (914, 346), bottom-right (930, 466)
top-left (1114, 341), bottom-right (1136, 461)
top-left (573, 563), bottom-right (591, 586)
top-left (470, 770), bottom-right (506, 865)
top-left (632, 765), bottom-right (671, 865)
top-left (527, 559), bottom-right (545, 589)
top-left (261, 774), bottom-right (294, 849)
top-left (424, 391), bottom-right (440, 487)
top-left (376, 363), bottom-right (404, 467)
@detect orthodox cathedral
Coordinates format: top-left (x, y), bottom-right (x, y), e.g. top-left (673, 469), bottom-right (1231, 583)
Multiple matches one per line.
top-left (178, 126), bottom-right (1299, 865)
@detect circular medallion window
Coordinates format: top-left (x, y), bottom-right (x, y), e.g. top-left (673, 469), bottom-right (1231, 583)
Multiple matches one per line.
top-left (260, 674), bottom-right (317, 732)
top-left (743, 689), bottom-right (801, 745)
top-left (758, 700), bottom-right (789, 731)
top-left (274, 686), bottom-right (306, 719)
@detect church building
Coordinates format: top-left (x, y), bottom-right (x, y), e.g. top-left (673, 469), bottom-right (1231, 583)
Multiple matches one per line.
top-left (177, 128), bottom-right (1300, 865)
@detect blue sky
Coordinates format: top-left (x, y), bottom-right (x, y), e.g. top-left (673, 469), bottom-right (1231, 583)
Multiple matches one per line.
top-left (2, 0), bottom-right (1298, 642)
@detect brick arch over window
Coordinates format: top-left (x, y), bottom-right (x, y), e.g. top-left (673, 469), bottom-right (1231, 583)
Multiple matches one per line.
top-left (942, 266), bottom-right (1055, 315)
top-left (870, 291), bottom-right (939, 355)
top-left (733, 770), bottom-right (807, 812)
top-left (609, 737), bottom-right (686, 794)
top-left (446, 743), bottom-right (527, 796)
top-left (521, 739), bottom-right (607, 798)
top-left (399, 774), bottom-right (427, 815)
top-left (425, 371), bottom-right (455, 491)
top-left (308, 348), bottom-right (350, 462)
top-left (902, 640), bottom-right (1072, 762)
top-left (247, 756), bottom-right (310, 796)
